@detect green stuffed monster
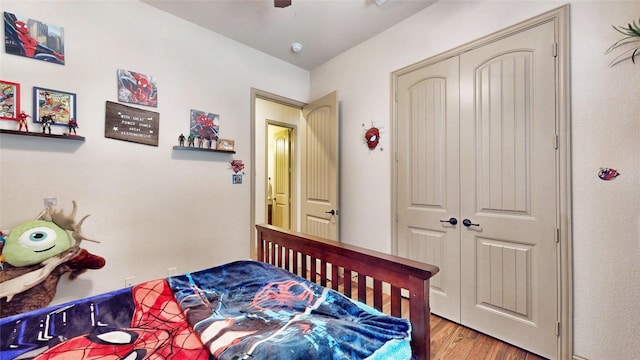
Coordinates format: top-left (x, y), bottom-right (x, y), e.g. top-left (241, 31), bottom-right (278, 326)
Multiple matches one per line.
top-left (2, 220), bottom-right (73, 267)
top-left (0, 201), bottom-right (105, 317)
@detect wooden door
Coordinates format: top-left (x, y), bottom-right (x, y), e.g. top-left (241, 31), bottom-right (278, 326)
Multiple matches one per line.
top-left (396, 56), bottom-right (461, 322)
top-left (395, 19), bottom-right (559, 359)
top-left (300, 91), bottom-right (339, 240)
top-left (458, 20), bottom-right (558, 359)
top-left (272, 128), bottom-right (291, 229)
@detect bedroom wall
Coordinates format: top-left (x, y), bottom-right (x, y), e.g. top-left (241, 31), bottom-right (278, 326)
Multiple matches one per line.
top-left (309, 1), bottom-right (640, 360)
top-left (0, 1), bottom-right (309, 303)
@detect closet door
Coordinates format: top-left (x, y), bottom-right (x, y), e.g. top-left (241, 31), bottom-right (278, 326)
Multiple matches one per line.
top-left (396, 56), bottom-right (461, 322)
top-left (458, 20), bottom-right (558, 359)
top-left (395, 18), bottom-right (559, 359)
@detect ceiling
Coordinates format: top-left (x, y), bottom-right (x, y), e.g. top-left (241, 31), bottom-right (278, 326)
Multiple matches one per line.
top-left (141, 0), bottom-right (437, 71)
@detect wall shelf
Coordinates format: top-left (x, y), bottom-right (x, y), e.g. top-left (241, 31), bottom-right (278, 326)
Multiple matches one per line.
top-left (172, 145), bottom-right (235, 154)
top-left (0, 129), bottom-right (85, 141)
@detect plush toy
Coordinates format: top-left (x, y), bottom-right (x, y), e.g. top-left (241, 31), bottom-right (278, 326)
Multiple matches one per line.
top-left (0, 201), bottom-right (106, 317)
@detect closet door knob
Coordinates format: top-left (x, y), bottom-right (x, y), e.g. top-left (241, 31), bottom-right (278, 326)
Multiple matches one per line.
top-left (463, 219), bottom-right (480, 227)
top-left (325, 209), bottom-right (339, 216)
top-left (440, 217), bottom-right (458, 225)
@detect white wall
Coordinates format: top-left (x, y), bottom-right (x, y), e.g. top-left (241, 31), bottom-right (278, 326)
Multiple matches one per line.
top-left (310, 1), bottom-right (640, 360)
top-left (0, 1), bottom-right (309, 303)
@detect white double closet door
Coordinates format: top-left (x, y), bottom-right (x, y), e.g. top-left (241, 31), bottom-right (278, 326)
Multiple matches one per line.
top-left (396, 20), bottom-right (558, 359)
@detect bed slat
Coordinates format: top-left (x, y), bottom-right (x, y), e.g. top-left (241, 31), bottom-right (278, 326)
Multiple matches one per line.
top-left (373, 279), bottom-right (383, 311)
top-left (331, 265), bottom-right (339, 291)
top-left (344, 269), bottom-right (352, 297)
top-left (357, 275), bottom-right (367, 303)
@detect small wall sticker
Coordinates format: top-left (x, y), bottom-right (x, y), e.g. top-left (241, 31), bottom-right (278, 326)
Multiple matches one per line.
top-left (230, 160), bottom-right (245, 174)
top-left (598, 168), bottom-right (620, 181)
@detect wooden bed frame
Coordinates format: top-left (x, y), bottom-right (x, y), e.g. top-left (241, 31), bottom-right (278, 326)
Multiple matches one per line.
top-left (256, 224), bottom-right (439, 360)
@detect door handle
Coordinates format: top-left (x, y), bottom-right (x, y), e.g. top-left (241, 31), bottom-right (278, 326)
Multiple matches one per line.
top-left (325, 209), bottom-right (339, 216)
top-left (462, 219), bottom-right (480, 227)
top-left (440, 217), bottom-right (458, 225)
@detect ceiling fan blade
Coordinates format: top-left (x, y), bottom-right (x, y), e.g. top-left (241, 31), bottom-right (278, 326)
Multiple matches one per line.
top-left (274, 0), bottom-right (291, 8)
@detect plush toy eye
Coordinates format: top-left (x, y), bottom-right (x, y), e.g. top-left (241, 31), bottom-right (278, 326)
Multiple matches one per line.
top-left (17, 226), bottom-right (58, 249)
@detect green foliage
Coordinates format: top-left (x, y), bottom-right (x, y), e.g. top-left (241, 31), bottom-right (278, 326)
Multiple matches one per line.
top-left (606, 17), bottom-right (640, 66)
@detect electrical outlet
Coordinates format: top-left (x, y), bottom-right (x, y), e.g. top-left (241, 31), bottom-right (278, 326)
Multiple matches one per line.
top-left (44, 198), bottom-right (57, 207)
top-left (125, 276), bottom-right (136, 287)
top-left (167, 267), bottom-right (177, 276)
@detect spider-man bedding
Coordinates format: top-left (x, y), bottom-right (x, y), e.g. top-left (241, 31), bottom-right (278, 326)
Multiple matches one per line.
top-left (0, 260), bottom-right (412, 359)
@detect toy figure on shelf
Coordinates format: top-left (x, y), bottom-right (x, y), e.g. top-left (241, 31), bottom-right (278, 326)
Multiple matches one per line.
top-left (197, 135), bottom-right (204, 148)
top-left (67, 118), bottom-right (78, 135)
top-left (41, 114), bottom-right (55, 134)
top-left (17, 110), bottom-right (30, 132)
top-left (187, 133), bottom-right (195, 147)
top-left (178, 133), bottom-right (186, 146)
top-left (207, 138), bottom-right (214, 149)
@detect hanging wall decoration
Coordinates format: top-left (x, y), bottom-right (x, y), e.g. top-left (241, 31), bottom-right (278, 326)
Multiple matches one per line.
top-left (4, 12), bottom-right (65, 65)
top-left (606, 16), bottom-right (640, 66)
top-left (190, 109), bottom-right (220, 142)
top-left (0, 80), bottom-right (20, 120)
top-left (230, 160), bottom-right (244, 185)
top-left (117, 69), bottom-right (158, 107)
top-left (230, 160), bottom-right (245, 173)
top-left (33, 87), bottom-right (76, 130)
top-left (363, 123), bottom-right (383, 151)
top-left (104, 101), bottom-right (159, 146)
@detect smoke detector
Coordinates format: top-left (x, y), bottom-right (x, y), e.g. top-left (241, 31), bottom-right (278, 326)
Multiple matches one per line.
top-left (291, 42), bottom-right (303, 53)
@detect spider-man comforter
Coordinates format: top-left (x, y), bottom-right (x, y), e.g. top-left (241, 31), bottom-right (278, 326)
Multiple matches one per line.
top-left (0, 260), bottom-right (412, 360)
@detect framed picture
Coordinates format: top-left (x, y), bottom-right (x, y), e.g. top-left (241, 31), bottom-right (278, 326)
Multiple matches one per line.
top-left (4, 12), bottom-right (65, 65)
top-left (0, 80), bottom-right (20, 120)
top-left (217, 138), bottom-right (235, 151)
top-left (190, 109), bottom-right (219, 141)
top-left (117, 69), bottom-right (158, 107)
top-left (232, 174), bottom-right (243, 184)
top-left (33, 87), bottom-right (76, 126)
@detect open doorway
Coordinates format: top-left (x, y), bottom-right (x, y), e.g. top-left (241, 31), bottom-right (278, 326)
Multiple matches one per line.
top-left (266, 123), bottom-right (295, 229)
top-left (250, 89), bottom-right (304, 257)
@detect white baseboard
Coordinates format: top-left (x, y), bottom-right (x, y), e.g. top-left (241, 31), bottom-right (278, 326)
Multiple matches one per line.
top-left (573, 355), bottom-right (590, 360)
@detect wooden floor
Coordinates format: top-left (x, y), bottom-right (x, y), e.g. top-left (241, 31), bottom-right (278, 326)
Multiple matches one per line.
top-left (333, 277), bottom-right (547, 360)
top-left (428, 314), bottom-right (547, 360)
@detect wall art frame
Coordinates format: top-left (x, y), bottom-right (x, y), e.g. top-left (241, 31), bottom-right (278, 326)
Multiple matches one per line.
top-left (4, 12), bottom-right (65, 65)
top-left (117, 69), bottom-right (158, 107)
top-left (190, 109), bottom-right (220, 141)
top-left (217, 138), bottom-right (235, 151)
top-left (0, 80), bottom-right (20, 120)
top-left (33, 87), bottom-right (76, 126)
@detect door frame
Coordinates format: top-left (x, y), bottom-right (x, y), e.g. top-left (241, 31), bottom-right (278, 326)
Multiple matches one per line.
top-left (390, 5), bottom-right (572, 359)
top-left (251, 88), bottom-right (305, 258)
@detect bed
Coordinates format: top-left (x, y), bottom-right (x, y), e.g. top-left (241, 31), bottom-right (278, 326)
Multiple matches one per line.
top-left (0, 224), bottom-right (439, 360)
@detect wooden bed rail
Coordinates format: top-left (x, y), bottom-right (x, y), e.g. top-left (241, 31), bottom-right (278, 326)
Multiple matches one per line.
top-left (255, 224), bottom-right (439, 360)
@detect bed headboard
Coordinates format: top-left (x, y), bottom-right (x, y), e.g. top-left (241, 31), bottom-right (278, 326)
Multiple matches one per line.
top-left (255, 224), bottom-right (439, 360)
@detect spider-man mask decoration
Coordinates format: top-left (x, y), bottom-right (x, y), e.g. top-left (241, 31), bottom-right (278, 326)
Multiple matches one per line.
top-left (365, 127), bottom-right (380, 149)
